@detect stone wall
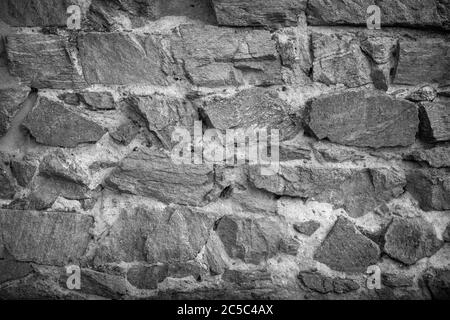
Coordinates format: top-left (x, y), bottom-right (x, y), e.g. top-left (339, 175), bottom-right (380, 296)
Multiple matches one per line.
top-left (0, 0), bottom-right (449, 300)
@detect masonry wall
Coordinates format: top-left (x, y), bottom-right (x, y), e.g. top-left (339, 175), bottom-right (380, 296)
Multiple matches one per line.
top-left (0, 0), bottom-right (449, 300)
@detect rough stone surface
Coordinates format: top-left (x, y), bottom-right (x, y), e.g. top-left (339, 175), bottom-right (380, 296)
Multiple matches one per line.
top-left (211, 0), bottom-right (307, 28)
top-left (10, 158), bottom-right (38, 187)
top-left (314, 216), bottom-right (380, 273)
top-left (0, 210), bottom-right (93, 266)
top-left (444, 224), bottom-right (450, 242)
top-left (305, 90), bottom-right (419, 148)
top-left (418, 101), bottom-right (450, 143)
top-left (0, 86), bottom-right (30, 136)
top-left (382, 273), bottom-right (414, 288)
top-left (79, 92), bottom-right (116, 111)
top-left (127, 264), bottom-right (168, 290)
top-left (405, 146), bottom-right (450, 168)
top-left (384, 217), bottom-right (442, 265)
top-left (423, 268), bottom-right (450, 300)
top-left (294, 221), bottom-right (321, 236)
top-left (0, 155), bottom-right (17, 199)
top-left (23, 96), bottom-right (106, 148)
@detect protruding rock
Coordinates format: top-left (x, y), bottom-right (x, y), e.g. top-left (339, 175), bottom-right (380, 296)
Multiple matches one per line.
top-left (23, 96), bottom-right (106, 148)
top-left (418, 101), bottom-right (450, 143)
top-left (211, 0), bottom-right (307, 28)
top-left (0, 209), bottom-right (93, 265)
top-left (294, 221), bottom-right (321, 236)
top-left (127, 264), bottom-right (168, 290)
top-left (384, 217), bottom-right (442, 265)
top-left (406, 85), bottom-right (437, 102)
top-left (314, 216), bottom-right (380, 273)
top-left (404, 146), bottom-right (450, 168)
top-left (305, 90), bottom-right (418, 148)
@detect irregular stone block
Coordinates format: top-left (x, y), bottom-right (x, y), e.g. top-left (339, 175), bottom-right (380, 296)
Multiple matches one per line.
top-left (395, 38), bottom-right (450, 86)
top-left (78, 33), bottom-right (173, 86)
top-left (173, 25), bottom-right (283, 87)
top-left (305, 90), bottom-right (418, 148)
top-left (0, 86), bottom-right (30, 137)
top-left (314, 216), bottom-right (380, 273)
top-left (443, 224), bottom-right (450, 242)
top-left (6, 34), bottom-right (87, 89)
top-left (307, 0), bottom-right (450, 30)
top-left (110, 121), bottom-right (139, 146)
top-left (249, 162), bottom-right (406, 217)
top-left (423, 268), bottom-right (450, 300)
top-left (418, 101), bottom-right (450, 143)
top-left (23, 96), bottom-right (106, 148)
top-left (0, 155), bottom-right (17, 200)
top-left (10, 158), bottom-right (38, 187)
top-left (382, 273), bottom-right (414, 288)
top-left (406, 85), bottom-right (437, 102)
top-left (79, 92), bottom-right (116, 111)
top-left (200, 88), bottom-right (297, 141)
top-left (222, 269), bottom-right (272, 288)
top-left (127, 264), bottom-right (168, 290)
top-left (0, 258), bottom-right (33, 285)
top-left (0, 209), bottom-right (93, 265)
top-left (406, 168), bottom-right (450, 211)
top-left (215, 215), bottom-right (297, 264)
top-left (106, 149), bottom-right (217, 207)
top-left (312, 33), bottom-right (372, 88)
top-left (405, 146), bottom-right (450, 168)
top-left (298, 271), bottom-right (360, 294)
top-left (384, 217), bottom-right (442, 265)
top-left (294, 220), bottom-right (321, 236)
top-left (211, 0), bottom-right (307, 28)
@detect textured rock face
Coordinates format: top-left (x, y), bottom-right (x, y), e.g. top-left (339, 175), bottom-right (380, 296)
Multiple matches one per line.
top-left (0, 156), bottom-right (17, 199)
top-left (212, 0), bottom-right (307, 27)
top-left (423, 268), bottom-right (450, 300)
top-left (314, 217), bottom-right (380, 273)
top-left (405, 146), bottom-right (450, 168)
top-left (0, 86), bottom-right (29, 136)
top-left (298, 271), bottom-right (360, 294)
top-left (23, 96), bottom-right (106, 148)
top-left (305, 90), bottom-right (418, 148)
top-left (384, 217), bottom-right (442, 265)
top-left (418, 101), bottom-right (450, 143)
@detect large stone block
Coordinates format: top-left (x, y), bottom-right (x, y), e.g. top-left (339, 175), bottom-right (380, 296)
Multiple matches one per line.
top-left (6, 34), bottom-right (87, 89)
top-left (0, 210), bottom-right (93, 265)
top-left (418, 101), bottom-right (450, 143)
top-left (305, 90), bottom-right (418, 148)
top-left (23, 96), bottom-right (106, 148)
top-left (307, 0), bottom-right (450, 30)
top-left (172, 25), bottom-right (283, 87)
top-left (211, 0), bottom-right (307, 28)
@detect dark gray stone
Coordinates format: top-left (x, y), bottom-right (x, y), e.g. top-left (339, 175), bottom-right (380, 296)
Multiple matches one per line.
top-left (314, 216), bottom-right (380, 273)
top-left (382, 273), bottom-right (414, 288)
top-left (384, 217), bottom-right (443, 265)
top-left (418, 101), bottom-right (450, 143)
top-left (298, 271), bottom-right (360, 294)
top-left (23, 96), bottom-right (106, 148)
top-left (444, 224), bottom-right (450, 242)
top-left (127, 264), bottom-right (168, 290)
top-left (110, 121), bottom-right (140, 146)
top-left (10, 158), bottom-right (38, 187)
top-left (0, 86), bottom-right (30, 136)
top-left (79, 92), bottom-right (116, 111)
top-left (423, 268), bottom-right (450, 300)
top-left (405, 146), bottom-right (450, 168)
top-left (294, 221), bottom-right (321, 236)
top-left (0, 155), bottom-right (16, 200)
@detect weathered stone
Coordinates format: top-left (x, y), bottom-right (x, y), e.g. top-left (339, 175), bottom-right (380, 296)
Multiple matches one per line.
top-left (205, 233), bottom-right (229, 276)
top-left (222, 269), bottom-right (272, 288)
top-left (314, 216), bottom-right (380, 273)
top-left (200, 88), bottom-right (297, 141)
top-left (23, 96), bottom-right (106, 148)
top-left (106, 149), bottom-right (218, 206)
top-left (77, 269), bottom-right (128, 299)
top-left (249, 162), bottom-right (406, 217)
top-left (168, 261), bottom-right (208, 280)
top-left (0, 210), bottom-right (93, 265)
top-left (418, 101), bottom-right (450, 143)
top-left (0, 156), bottom-right (16, 200)
top-left (312, 33), bottom-right (372, 88)
top-left (406, 168), bottom-right (450, 211)
top-left (211, 0), bottom-right (307, 28)
top-left (423, 268), bottom-right (450, 300)
top-left (405, 146), bottom-right (450, 168)
top-left (313, 143), bottom-right (366, 163)
top-left (406, 85), bottom-right (437, 102)
top-left (382, 273), bottom-right (414, 288)
top-left (333, 278), bottom-right (360, 294)
top-left (215, 215), bottom-right (295, 264)
top-left (10, 158), bottom-right (38, 187)
top-left (294, 221), bottom-right (321, 236)
top-left (79, 92), bottom-right (116, 111)
top-left (305, 90), bottom-right (418, 148)
top-left (127, 264), bottom-right (168, 290)
top-left (0, 257), bottom-right (33, 285)
top-left (395, 38), bottom-right (450, 86)
top-left (78, 33), bottom-right (173, 86)
top-left (444, 224), bottom-right (450, 242)
top-left (0, 86), bottom-right (30, 136)
top-left (384, 217), bottom-right (442, 265)
top-left (173, 25), bottom-right (282, 87)
top-left (110, 121), bottom-right (140, 146)
top-left (298, 271), bottom-right (360, 294)
top-left (6, 34), bottom-right (87, 89)
top-left (307, 0), bottom-right (450, 30)
top-left (58, 92), bottom-right (80, 106)
top-left (126, 95), bottom-right (198, 149)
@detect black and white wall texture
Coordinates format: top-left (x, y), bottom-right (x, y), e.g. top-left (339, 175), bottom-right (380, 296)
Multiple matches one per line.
top-left (0, 0), bottom-right (449, 300)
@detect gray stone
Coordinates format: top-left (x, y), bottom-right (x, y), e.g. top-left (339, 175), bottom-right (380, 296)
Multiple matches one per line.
top-left (423, 268), bottom-right (450, 300)
top-left (110, 121), bottom-right (140, 146)
top-left (200, 88), bottom-right (297, 141)
top-left (10, 158), bottom-right (38, 187)
top-left (298, 271), bottom-right (360, 294)
top-left (305, 90), bottom-right (418, 148)
top-left (211, 0), bottom-right (307, 28)
top-left (444, 224), bottom-right (450, 242)
top-left (382, 273), bottom-right (414, 288)
top-left (249, 162), bottom-right (406, 218)
top-left (0, 86), bottom-right (30, 136)
top-left (0, 209), bottom-right (93, 265)
top-left (406, 85), bottom-right (437, 102)
top-left (222, 269), bottom-right (272, 288)
top-left (0, 258), bottom-right (33, 285)
top-left (58, 92), bottom-right (80, 106)
top-left (23, 96), bottom-right (106, 148)
top-left (395, 38), bottom-right (450, 86)
top-left (418, 101), bottom-right (450, 143)
top-left (127, 264), bottom-right (168, 290)
top-left (307, 0), bottom-right (450, 30)
top-left (173, 25), bottom-right (283, 87)
top-left (405, 146), bottom-right (450, 168)
top-left (106, 149), bottom-right (218, 207)
top-left (312, 33), bottom-right (372, 88)
top-left (314, 216), bottom-right (380, 273)
top-left (0, 156), bottom-right (16, 200)
top-left (78, 33), bottom-right (173, 86)
top-left (294, 221), bottom-right (321, 236)
top-left (406, 168), bottom-right (450, 211)
top-left (6, 34), bottom-right (87, 89)
top-left (79, 92), bottom-right (116, 111)
top-left (384, 217), bottom-right (443, 265)
top-left (333, 278), bottom-right (360, 294)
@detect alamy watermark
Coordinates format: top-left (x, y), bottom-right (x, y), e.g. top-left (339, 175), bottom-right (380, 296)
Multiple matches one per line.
top-left (367, 5), bottom-right (381, 30)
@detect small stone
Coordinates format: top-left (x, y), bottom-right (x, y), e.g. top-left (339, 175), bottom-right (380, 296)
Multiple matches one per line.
top-left (405, 146), bottom-right (450, 168)
top-left (298, 272), bottom-right (333, 294)
top-left (127, 264), bottom-right (168, 290)
top-left (0, 86), bottom-right (30, 136)
top-left (332, 278), bottom-right (360, 294)
top-left (423, 268), bottom-right (450, 300)
top-left (79, 92), bottom-right (116, 110)
top-left (294, 221), bottom-right (321, 236)
top-left (382, 273), bottom-right (414, 288)
top-left (10, 158), bottom-right (37, 187)
top-left (444, 224), bottom-right (450, 242)
top-left (418, 101), bottom-right (450, 143)
top-left (0, 156), bottom-right (16, 200)
top-left (222, 269), bottom-right (272, 288)
top-left (406, 85), bottom-right (437, 102)
top-left (57, 93), bottom-right (80, 106)
top-left (314, 216), bottom-right (380, 273)
top-left (110, 121), bottom-right (139, 146)
top-left (23, 96), bottom-right (106, 148)
top-left (384, 217), bottom-right (443, 265)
